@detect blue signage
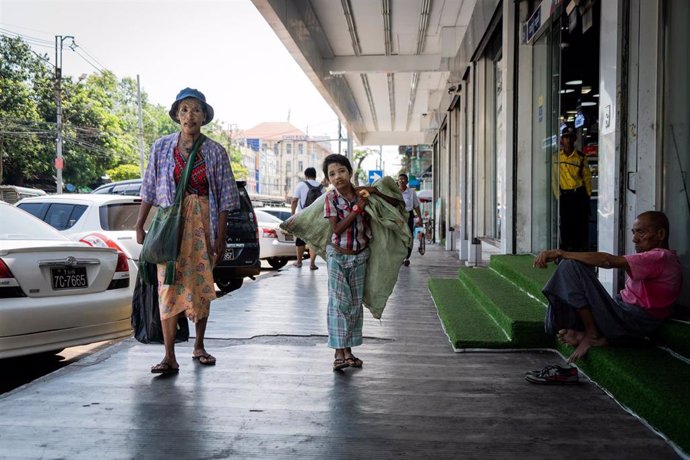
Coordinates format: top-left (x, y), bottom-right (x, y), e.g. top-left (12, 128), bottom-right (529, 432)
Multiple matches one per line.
top-left (524, 7), bottom-right (542, 43)
top-left (368, 170), bottom-right (383, 184)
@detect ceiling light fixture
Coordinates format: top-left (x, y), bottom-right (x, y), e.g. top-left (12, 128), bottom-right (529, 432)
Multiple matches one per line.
top-left (565, 79), bottom-right (583, 86)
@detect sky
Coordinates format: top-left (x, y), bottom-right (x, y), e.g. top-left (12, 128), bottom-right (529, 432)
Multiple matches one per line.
top-left (0, 0), bottom-right (401, 173)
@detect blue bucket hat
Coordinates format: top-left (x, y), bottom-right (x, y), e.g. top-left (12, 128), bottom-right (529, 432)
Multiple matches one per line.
top-left (169, 88), bottom-right (214, 125)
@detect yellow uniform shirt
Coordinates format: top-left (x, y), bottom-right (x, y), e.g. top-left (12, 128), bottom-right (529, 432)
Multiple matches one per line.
top-left (552, 149), bottom-right (592, 197)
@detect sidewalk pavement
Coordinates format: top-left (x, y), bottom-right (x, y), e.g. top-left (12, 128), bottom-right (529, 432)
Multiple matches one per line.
top-left (0, 244), bottom-right (679, 459)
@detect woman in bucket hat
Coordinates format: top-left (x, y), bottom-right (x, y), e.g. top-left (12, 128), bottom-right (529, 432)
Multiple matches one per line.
top-left (135, 88), bottom-right (240, 374)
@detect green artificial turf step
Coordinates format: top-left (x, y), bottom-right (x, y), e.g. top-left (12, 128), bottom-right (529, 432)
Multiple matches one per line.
top-left (490, 254), bottom-right (690, 360)
top-left (428, 278), bottom-right (511, 349)
top-left (457, 266), bottom-right (551, 348)
top-left (557, 342), bottom-right (690, 454)
top-left (489, 254), bottom-right (555, 301)
top-left (431, 254), bottom-right (690, 454)
top-left (655, 319), bottom-right (690, 360)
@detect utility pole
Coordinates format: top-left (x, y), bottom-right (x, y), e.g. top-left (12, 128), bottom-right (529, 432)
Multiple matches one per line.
top-left (136, 75), bottom-right (145, 178)
top-left (338, 120), bottom-right (342, 156)
top-left (55, 35), bottom-right (74, 193)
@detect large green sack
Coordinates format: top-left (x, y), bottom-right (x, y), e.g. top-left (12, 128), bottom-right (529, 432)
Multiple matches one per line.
top-left (280, 176), bottom-right (411, 319)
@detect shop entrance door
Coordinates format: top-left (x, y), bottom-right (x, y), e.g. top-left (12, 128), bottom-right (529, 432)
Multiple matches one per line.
top-left (531, 3), bottom-right (600, 253)
top-left (558, 2), bottom-right (600, 252)
top-left (531, 20), bottom-right (561, 252)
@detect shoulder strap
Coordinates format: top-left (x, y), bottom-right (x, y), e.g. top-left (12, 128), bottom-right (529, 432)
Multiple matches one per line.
top-left (304, 181), bottom-right (316, 189)
top-left (174, 135), bottom-right (205, 204)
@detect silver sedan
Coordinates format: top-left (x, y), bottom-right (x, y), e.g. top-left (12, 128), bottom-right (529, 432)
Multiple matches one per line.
top-left (0, 202), bottom-right (132, 359)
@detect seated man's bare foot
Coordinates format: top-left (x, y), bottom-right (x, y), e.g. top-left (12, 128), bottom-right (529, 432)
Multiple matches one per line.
top-left (557, 329), bottom-right (583, 346)
top-left (567, 334), bottom-right (608, 362)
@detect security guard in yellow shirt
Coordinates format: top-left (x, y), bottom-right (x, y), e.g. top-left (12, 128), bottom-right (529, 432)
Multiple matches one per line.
top-left (552, 124), bottom-right (592, 251)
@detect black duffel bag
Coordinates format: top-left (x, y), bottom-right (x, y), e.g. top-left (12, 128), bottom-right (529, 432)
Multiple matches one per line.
top-left (131, 261), bottom-right (189, 344)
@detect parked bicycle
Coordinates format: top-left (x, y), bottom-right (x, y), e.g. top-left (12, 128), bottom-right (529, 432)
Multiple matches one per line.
top-left (416, 224), bottom-right (426, 255)
top-left (424, 218), bottom-right (434, 243)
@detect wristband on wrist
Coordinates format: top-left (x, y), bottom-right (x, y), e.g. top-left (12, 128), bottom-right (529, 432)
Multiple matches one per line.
top-left (352, 204), bottom-right (364, 215)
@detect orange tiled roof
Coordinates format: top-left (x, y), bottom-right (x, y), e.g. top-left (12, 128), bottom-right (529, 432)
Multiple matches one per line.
top-left (240, 122), bottom-right (305, 141)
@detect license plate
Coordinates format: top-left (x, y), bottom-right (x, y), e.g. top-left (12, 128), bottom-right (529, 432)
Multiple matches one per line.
top-left (51, 267), bottom-right (88, 290)
top-left (223, 249), bottom-right (235, 261)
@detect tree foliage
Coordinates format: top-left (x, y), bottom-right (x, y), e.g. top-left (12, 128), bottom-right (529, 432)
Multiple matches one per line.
top-left (352, 148), bottom-right (369, 186)
top-left (0, 36), bottom-right (246, 190)
top-left (106, 163), bottom-right (141, 182)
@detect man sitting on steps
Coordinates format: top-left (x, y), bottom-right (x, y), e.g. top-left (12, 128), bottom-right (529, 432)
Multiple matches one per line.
top-left (532, 210), bottom-right (682, 367)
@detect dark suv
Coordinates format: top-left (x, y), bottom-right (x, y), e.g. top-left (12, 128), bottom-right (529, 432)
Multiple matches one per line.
top-left (92, 178), bottom-right (260, 293)
top-left (213, 183), bottom-right (260, 292)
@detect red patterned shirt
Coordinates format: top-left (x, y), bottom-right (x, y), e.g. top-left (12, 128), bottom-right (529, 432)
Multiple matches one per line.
top-left (324, 189), bottom-right (371, 252)
top-left (173, 146), bottom-right (209, 196)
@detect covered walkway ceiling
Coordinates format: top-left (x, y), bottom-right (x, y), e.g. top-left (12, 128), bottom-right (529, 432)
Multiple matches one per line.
top-left (252, 0), bottom-right (477, 146)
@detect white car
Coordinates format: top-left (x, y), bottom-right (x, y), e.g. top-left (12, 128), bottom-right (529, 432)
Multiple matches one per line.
top-left (254, 209), bottom-right (296, 269)
top-left (0, 202), bottom-right (132, 359)
top-left (255, 206), bottom-right (293, 222)
top-left (16, 194), bottom-right (151, 277)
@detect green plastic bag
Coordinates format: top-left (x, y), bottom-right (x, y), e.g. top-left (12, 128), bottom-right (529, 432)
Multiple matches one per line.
top-left (280, 176), bottom-right (411, 319)
top-left (140, 135), bottom-right (205, 284)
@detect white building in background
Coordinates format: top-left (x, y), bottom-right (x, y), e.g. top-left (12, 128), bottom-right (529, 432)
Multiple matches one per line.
top-left (236, 122), bottom-right (333, 200)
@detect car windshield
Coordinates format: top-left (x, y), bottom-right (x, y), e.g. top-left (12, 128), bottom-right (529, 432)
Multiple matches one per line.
top-left (99, 202), bottom-right (151, 231)
top-left (0, 205), bottom-right (67, 240)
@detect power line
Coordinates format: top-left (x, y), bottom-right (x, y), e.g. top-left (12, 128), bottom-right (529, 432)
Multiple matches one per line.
top-left (0, 27), bottom-right (53, 47)
top-left (0, 27), bottom-right (107, 73)
top-left (71, 45), bottom-right (106, 73)
top-left (73, 43), bottom-right (107, 71)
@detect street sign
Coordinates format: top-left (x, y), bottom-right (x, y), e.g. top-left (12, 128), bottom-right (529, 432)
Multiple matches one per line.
top-left (368, 170), bottom-right (383, 184)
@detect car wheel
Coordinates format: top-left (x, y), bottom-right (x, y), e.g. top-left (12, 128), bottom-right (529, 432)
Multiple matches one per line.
top-left (216, 278), bottom-right (243, 293)
top-left (267, 257), bottom-right (288, 269)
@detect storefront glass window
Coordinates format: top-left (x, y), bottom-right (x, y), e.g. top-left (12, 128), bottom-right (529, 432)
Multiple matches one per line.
top-left (531, 30), bottom-right (559, 251)
top-left (662, 0), bottom-right (690, 309)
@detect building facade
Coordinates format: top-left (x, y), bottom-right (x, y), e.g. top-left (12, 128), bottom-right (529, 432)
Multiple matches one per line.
top-left (237, 122), bottom-right (333, 201)
top-left (252, 0), bottom-right (689, 310)
top-left (430, 0), bottom-right (688, 306)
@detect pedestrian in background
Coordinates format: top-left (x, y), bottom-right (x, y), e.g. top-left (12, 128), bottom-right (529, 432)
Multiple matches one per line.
top-left (397, 173), bottom-right (422, 266)
top-left (135, 88), bottom-right (239, 374)
top-left (553, 124), bottom-right (592, 251)
top-left (291, 167), bottom-right (322, 270)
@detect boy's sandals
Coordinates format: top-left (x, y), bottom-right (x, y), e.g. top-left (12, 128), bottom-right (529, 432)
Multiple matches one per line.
top-left (151, 362), bottom-right (179, 374)
top-left (310, 265), bottom-right (319, 270)
top-left (333, 358), bottom-right (350, 371)
top-left (292, 262), bottom-right (303, 268)
top-left (345, 356), bottom-right (363, 368)
top-left (192, 353), bottom-right (216, 366)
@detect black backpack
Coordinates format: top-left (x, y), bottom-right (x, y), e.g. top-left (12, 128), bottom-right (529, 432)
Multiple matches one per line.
top-left (302, 181), bottom-right (324, 208)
